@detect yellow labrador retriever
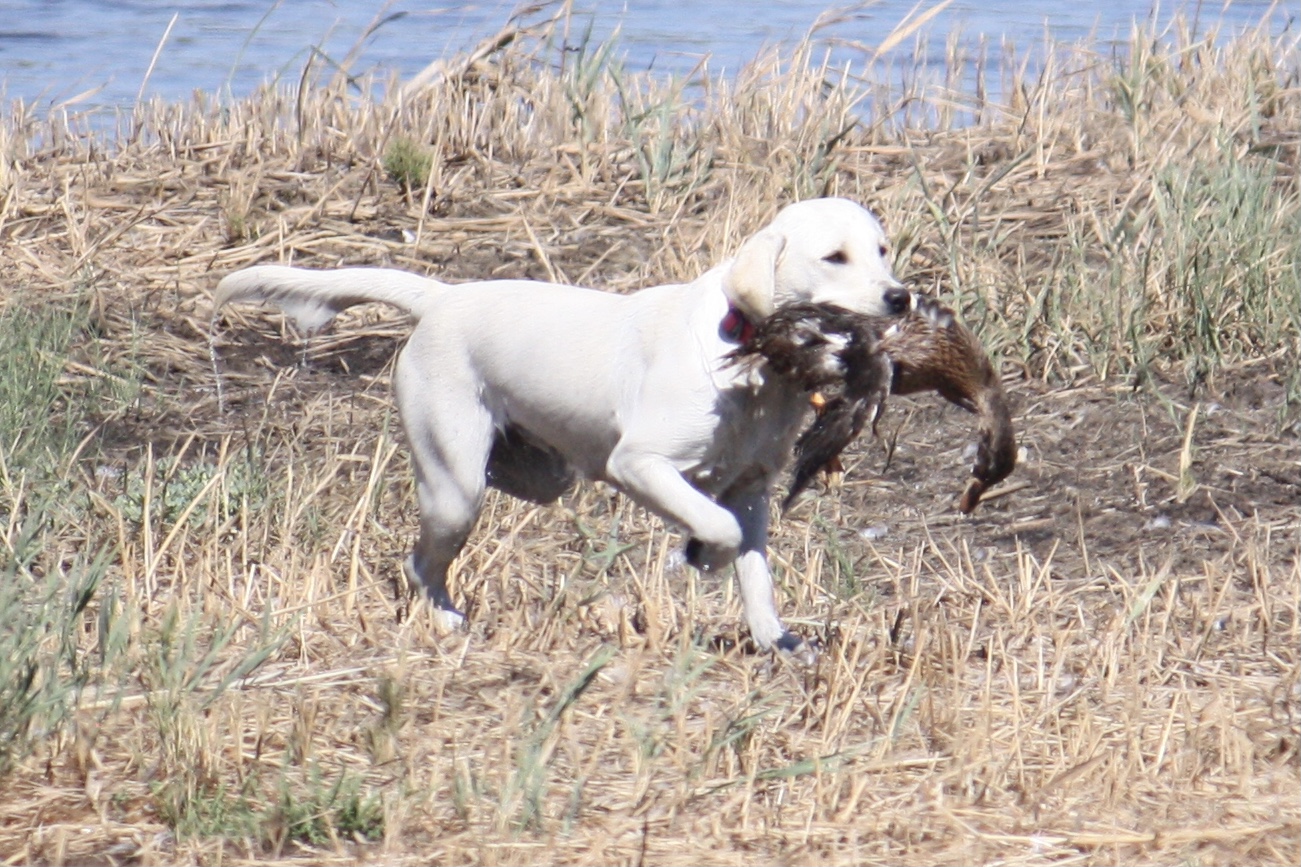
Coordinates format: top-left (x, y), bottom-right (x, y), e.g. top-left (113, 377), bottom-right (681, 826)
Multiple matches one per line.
top-left (215, 197), bottom-right (909, 657)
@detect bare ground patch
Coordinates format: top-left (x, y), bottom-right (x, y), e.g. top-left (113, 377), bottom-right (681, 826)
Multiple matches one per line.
top-left (7, 304), bottom-right (1293, 865)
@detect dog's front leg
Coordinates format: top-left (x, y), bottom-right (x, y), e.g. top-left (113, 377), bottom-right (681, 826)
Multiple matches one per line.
top-left (721, 485), bottom-right (814, 660)
top-left (604, 448), bottom-right (743, 571)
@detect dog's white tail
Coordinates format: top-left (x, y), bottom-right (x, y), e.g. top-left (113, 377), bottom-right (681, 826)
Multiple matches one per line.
top-left (214, 266), bottom-right (447, 332)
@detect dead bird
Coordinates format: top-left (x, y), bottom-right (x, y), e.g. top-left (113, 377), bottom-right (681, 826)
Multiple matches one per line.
top-left (728, 303), bottom-right (893, 508)
top-left (877, 296), bottom-right (1017, 512)
top-left (729, 295), bottom-right (1017, 512)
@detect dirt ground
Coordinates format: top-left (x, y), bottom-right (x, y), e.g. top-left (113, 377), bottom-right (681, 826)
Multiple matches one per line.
top-left (185, 306), bottom-right (1301, 862)
top-left (1, 249), bottom-right (1293, 866)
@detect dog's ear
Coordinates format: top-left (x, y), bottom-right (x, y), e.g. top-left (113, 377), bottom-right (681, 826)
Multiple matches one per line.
top-left (723, 229), bottom-right (787, 320)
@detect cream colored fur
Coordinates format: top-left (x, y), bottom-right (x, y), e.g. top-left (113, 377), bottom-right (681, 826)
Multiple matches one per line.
top-left (214, 197), bottom-right (908, 655)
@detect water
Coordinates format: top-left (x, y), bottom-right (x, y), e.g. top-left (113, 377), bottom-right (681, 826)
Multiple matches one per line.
top-left (0, 1), bottom-right (1293, 111)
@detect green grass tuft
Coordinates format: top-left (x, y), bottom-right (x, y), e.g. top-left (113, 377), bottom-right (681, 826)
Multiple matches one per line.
top-left (383, 135), bottom-right (434, 195)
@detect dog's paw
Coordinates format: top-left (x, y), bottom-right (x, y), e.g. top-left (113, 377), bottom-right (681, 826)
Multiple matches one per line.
top-left (431, 606), bottom-right (467, 634)
top-left (684, 537), bottom-right (738, 573)
top-left (774, 631), bottom-right (819, 665)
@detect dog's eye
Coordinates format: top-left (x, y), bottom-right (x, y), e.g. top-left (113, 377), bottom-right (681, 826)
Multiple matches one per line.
top-left (878, 244), bottom-right (889, 259)
top-left (823, 250), bottom-right (848, 265)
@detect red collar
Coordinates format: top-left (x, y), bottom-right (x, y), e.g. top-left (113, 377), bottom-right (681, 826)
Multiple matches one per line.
top-left (720, 306), bottom-right (755, 344)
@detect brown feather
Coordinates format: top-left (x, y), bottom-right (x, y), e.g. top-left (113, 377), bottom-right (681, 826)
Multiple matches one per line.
top-left (728, 296), bottom-right (1017, 513)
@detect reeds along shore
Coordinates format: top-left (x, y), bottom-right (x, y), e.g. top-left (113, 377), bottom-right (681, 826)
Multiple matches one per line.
top-left (0, 6), bottom-right (1298, 865)
top-left (2, 8), bottom-right (1297, 394)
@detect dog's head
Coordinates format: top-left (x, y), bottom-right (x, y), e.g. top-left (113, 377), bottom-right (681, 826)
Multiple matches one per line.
top-left (723, 198), bottom-right (909, 321)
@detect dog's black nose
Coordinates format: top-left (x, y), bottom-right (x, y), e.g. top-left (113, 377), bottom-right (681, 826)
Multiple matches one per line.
top-left (884, 286), bottom-right (911, 315)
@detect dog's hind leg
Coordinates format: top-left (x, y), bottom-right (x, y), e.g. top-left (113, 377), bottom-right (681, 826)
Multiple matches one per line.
top-left (397, 367), bottom-right (495, 630)
top-left (404, 437), bottom-right (491, 629)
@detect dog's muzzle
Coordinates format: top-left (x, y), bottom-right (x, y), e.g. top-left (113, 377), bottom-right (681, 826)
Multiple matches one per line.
top-left (884, 286), bottom-right (911, 315)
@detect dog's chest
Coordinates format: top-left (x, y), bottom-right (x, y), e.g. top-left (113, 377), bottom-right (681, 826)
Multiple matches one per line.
top-left (690, 380), bottom-right (809, 494)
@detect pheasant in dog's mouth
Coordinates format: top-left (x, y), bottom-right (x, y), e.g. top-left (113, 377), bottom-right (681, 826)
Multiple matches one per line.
top-left (728, 295), bottom-right (1017, 513)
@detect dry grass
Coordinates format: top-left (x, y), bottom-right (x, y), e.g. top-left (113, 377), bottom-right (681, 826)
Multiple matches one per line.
top-left (1, 5), bottom-right (1298, 865)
